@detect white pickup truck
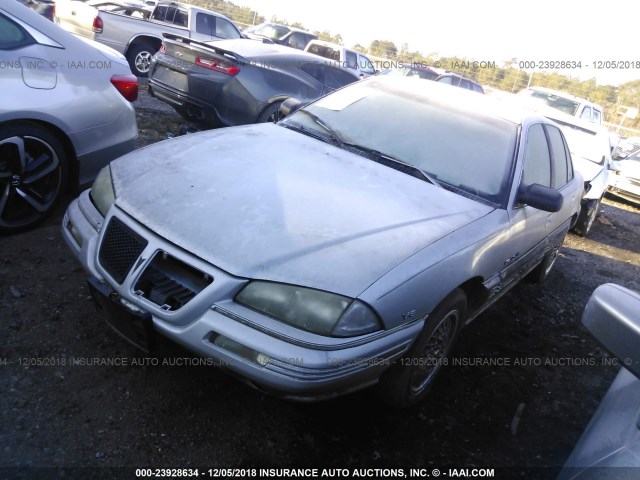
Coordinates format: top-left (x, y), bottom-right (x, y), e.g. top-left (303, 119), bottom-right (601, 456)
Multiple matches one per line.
top-left (55, 0), bottom-right (242, 76)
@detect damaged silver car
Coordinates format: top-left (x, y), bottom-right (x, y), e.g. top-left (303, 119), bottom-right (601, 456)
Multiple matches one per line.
top-left (62, 77), bottom-right (583, 407)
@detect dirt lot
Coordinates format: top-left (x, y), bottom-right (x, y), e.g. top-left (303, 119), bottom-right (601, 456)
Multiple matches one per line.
top-left (1, 84), bottom-right (640, 480)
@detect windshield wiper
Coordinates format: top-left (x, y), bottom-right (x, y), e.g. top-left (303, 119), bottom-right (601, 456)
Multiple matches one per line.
top-left (293, 109), bottom-right (346, 147)
top-left (343, 143), bottom-right (441, 186)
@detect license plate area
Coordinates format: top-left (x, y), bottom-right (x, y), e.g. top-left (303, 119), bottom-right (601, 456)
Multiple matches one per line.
top-left (152, 65), bottom-right (188, 91)
top-left (88, 277), bottom-right (156, 353)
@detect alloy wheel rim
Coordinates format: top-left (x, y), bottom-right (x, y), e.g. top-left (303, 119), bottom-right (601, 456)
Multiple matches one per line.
top-left (409, 309), bottom-right (459, 396)
top-left (0, 135), bottom-right (61, 229)
top-left (135, 52), bottom-right (152, 73)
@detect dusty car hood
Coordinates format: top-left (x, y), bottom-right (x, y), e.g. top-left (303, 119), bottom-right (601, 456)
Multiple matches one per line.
top-left (617, 159), bottom-right (640, 181)
top-left (110, 124), bottom-right (493, 297)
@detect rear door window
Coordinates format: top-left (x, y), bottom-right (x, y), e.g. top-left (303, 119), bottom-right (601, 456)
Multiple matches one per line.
top-left (545, 125), bottom-right (570, 189)
top-left (173, 9), bottom-right (187, 27)
top-left (151, 5), bottom-right (168, 21)
top-left (323, 66), bottom-right (358, 90)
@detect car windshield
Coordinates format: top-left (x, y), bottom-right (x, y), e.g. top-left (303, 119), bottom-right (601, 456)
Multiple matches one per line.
top-left (281, 78), bottom-right (518, 206)
top-left (519, 89), bottom-right (580, 116)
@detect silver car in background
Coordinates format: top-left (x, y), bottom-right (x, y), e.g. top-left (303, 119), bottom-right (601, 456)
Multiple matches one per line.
top-left (609, 146), bottom-right (640, 206)
top-left (0, 1), bottom-right (138, 234)
top-left (62, 78), bottom-right (582, 407)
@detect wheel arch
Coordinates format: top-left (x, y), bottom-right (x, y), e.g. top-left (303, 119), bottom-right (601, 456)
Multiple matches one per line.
top-left (125, 35), bottom-right (163, 55)
top-left (0, 118), bottom-right (78, 191)
top-left (256, 97), bottom-right (290, 122)
top-left (456, 276), bottom-right (489, 317)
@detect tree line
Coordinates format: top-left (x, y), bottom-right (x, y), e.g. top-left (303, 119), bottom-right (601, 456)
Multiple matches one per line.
top-left (181, 0), bottom-right (640, 133)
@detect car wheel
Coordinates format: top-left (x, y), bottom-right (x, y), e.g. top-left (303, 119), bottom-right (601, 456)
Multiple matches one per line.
top-left (527, 244), bottom-right (562, 284)
top-left (376, 289), bottom-right (466, 408)
top-left (573, 198), bottom-right (600, 237)
top-left (0, 123), bottom-right (68, 234)
top-left (257, 101), bottom-right (284, 123)
top-left (127, 44), bottom-right (155, 77)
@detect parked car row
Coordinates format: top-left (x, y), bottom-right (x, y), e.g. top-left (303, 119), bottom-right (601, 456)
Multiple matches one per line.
top-left (380, 62), bottom-right (485, 93)
top-left (147, 35), bottom-right (361, 127)
top-left (243, 22), bottom-right (317, 50)
top-left (4, 0), bottom-right (640, 475)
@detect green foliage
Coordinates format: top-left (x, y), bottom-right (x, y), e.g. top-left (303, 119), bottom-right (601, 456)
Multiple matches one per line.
top-left (369, 40), bottom-right (398, 58)
top-left (181, 0), bottom-right (264, 26)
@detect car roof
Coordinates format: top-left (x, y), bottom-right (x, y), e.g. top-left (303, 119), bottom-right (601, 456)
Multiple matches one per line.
top-left (156, 1), bottom-right (235, 21)
top-left (437, 72), bottom-right (482, 86)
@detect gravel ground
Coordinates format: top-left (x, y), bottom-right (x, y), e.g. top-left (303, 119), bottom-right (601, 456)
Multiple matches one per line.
top-left (1, 85), bottom-right (639, 480)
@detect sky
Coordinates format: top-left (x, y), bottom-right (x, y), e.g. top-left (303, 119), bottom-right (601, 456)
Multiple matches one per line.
top-left (235, 0), bottom-right (640, 86)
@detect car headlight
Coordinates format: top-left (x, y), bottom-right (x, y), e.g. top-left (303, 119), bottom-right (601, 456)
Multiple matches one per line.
top-left (90, 166), bottom-right (115, 217)
top-left (235, 281), bottom-right (382, 337)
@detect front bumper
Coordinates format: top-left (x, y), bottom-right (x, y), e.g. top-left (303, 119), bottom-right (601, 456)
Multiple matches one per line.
top-left (608, 176), bottom-right (640, 206)
top-left (62, 196), bottom-right (422, 400)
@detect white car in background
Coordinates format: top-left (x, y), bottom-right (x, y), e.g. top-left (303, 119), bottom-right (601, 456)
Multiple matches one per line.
top-left (0, 1), bottom-right (138, 234)
top-left (609, 146), bottom-right (640, 206)
top-left (502, 88), bottom-right (612, 235)
top-left (550, 117), bottom-right (612, 236)
top-left (304, 40), bottom-right (376, 78)
top-left (518, 86), bottom-right (604, 125)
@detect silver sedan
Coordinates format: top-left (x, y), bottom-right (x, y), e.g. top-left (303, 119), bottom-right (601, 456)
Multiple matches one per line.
top-left (0, 1), bottom-right (138, 233)
top-left (62, 77), bottom-right (582, 407)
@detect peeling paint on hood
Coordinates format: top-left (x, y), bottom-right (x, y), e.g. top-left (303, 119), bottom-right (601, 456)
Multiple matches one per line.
top-left (110, 124), bottom-right (492, 297)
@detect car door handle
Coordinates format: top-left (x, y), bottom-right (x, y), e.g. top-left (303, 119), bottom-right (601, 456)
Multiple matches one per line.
top-left (71, 11), bottom-right (76, 15)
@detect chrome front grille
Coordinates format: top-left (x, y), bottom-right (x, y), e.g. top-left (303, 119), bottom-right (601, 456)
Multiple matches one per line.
top-left (98, 217), bottom-right (148, 284)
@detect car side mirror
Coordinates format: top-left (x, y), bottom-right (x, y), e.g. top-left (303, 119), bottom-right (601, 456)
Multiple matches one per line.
top-left (516, 183), bottom-right (563, 212)
top-left (582, 284), bottom-right (640, 379)
top-left (279, 97), bottom-right (304, 118)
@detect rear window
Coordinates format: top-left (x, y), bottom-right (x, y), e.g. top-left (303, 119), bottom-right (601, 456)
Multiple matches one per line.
top-left (307, 43), bottom-right (340, 61)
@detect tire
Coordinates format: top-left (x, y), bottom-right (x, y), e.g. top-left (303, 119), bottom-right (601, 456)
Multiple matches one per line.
top-left (127, 44), bottom-right (156, 77)
top-left (376, 289), bottom-right (466, 408)
top-left (572, 198), bottom-right (600, 237)
top-left (257, 101), bottom-right (284, 123)
top-left (526, 246), bottom-right (560, 284)
top-left (0, 123), bottom-right (68, 234)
